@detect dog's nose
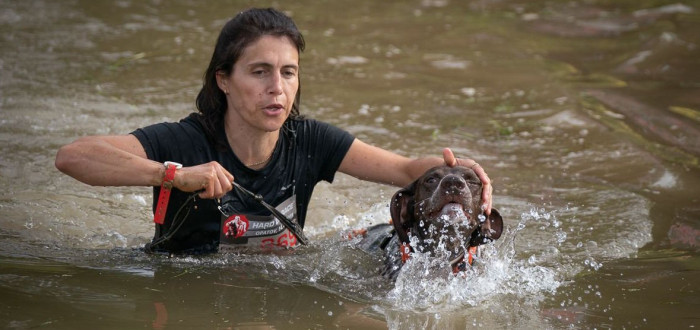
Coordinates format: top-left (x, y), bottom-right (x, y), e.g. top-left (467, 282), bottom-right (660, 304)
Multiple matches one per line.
top-left (441, 174), bottom-right (466, 193)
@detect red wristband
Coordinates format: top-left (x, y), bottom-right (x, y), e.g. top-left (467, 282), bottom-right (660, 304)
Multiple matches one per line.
top-left (153, 161), bottom-right (182, 224)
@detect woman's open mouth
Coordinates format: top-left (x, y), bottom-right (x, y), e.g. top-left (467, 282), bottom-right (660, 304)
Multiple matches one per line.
top-left (262, 103), bottom-right (285, 116)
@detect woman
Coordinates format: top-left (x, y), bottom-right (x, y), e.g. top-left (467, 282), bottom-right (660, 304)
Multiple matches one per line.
top-left (55, 8), bottom-right (492, 253)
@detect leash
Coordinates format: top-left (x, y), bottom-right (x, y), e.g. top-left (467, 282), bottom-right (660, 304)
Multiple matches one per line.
top-left (145, 193), bottom-right (199, 253)
top-left (230, 181), bottom-right (309, 245)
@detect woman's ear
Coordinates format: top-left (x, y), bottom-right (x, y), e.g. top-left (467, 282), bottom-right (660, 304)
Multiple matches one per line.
top-left (215, 70), bottom-right (229, 94)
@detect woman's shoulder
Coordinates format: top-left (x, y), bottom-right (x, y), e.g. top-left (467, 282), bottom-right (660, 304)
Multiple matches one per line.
top-left (132, 113), bottom-right (218, 163)
top-left (133, 113), bottom-right (205, 135)
top-left (132, 113), bottom-right (209, 148)
top-left (179, 112), bottom-right (206, 131)
top-left (182, 112), bottom-right (212, 134)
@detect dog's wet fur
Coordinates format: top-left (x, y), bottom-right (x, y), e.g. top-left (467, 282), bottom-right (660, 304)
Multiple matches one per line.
top-left (357, 165), bottom-right (503, 280)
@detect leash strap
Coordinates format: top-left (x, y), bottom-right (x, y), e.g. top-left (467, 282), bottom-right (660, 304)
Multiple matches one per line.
top-left (467, 246), bottom-right (477, 265)
top-left (231, 181), bottom-right (309, 245)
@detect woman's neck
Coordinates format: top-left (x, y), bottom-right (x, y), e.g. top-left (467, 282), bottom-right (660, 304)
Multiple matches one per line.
top-left (224, 113), bottom-right (280, 168)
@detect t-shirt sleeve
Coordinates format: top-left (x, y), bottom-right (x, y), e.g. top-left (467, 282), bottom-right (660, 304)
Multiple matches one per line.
top-left (131, 125), bottom-right (163, 162)
top-left (130, 115), bottom-right (208, 165)
top-left (305, 120), bottom-right (355, 183)
top-left (131, 123), bottom-right (183, 163)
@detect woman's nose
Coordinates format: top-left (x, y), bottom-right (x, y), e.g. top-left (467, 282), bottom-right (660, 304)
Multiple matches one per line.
top-left (267, 72), bottom-right (283, 95)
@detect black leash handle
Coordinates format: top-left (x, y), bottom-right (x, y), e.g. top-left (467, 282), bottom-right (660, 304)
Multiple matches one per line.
top-left (232, 181), bottom-right (309, 245)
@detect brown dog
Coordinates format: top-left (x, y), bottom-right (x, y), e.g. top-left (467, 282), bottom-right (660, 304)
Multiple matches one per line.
top-left (357, 165), bottom-right (503, 280)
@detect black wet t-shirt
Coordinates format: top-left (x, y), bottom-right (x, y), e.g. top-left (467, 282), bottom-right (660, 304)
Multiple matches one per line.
top-left (131, 113), bottom-right (355, 253)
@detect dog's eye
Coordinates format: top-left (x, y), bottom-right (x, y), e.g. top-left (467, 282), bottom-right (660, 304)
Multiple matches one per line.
top-left (463, 174), bottom-right (481, 185)
top-left (467, 180), bottom-right (481, 186)
top-left (426, 177), bottom-right (438, 184)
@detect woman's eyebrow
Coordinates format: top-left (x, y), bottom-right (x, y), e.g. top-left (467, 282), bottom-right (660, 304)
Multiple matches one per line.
top-left (246, 62), bottom-right (298, 70)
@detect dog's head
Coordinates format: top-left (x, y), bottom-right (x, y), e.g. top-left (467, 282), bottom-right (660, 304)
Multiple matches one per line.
top-left (390, 166), bottom-right (503, 258)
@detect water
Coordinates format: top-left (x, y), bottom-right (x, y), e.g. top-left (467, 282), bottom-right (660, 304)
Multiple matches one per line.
top-left (2, 0), bottom-right (699, 328)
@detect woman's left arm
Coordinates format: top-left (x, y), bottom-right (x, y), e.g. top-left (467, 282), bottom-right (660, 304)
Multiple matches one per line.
top-left (337, 139), bottom-right (492, 214)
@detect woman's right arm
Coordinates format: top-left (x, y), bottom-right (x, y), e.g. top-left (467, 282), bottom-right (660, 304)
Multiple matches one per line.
top-left (55, 135), bottom-right (233, 198)
top-left (55, 135), bottom-right (163, 186)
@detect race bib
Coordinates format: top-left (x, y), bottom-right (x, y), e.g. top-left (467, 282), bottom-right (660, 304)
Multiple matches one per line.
top-left (219, 195), bottom-right (298, 250)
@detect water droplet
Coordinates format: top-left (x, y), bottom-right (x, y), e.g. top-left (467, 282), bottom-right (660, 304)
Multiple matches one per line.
top-left (528, 255), bottom-right (537, 264)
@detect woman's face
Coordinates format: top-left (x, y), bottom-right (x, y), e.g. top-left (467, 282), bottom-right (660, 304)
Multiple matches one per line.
top-left (219, 35), bottom-right (299, 133)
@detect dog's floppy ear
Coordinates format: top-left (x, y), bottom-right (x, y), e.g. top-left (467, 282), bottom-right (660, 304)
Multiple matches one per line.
top-left (469, 208), bottom-right (504, 246)
top-left (390, 183), bottom-right (416, 244)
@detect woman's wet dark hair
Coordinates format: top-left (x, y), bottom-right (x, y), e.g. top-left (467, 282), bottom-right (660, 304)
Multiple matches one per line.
top-left (195, 8), bottom-right (305, 148)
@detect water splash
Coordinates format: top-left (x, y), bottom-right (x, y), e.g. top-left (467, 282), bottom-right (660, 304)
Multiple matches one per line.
top-left (384, 207), bottom-right (562, 312)
top-left (115, 199), bottom-right (646, 317)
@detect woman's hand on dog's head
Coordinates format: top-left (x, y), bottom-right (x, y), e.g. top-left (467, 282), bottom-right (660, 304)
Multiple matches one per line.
top-left (442, 148), bottom-right (493, 215)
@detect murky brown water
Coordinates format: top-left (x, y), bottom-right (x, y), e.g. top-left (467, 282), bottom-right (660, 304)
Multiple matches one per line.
top-left (2, 0), bottom-right (699, 329)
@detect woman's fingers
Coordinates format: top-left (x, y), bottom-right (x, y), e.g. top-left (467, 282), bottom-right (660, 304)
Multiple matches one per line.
top-left (481, 179), bottom-right (493, 215)
top-left (473, 165), bottom-right (493, 215)
top-left (210, 173), bottom-right (224, 199)
top-left (218, 167), bottom-right (234, 193)
top-left (205, 166), bottom-right (233, 199)
top-left (173, 161), bottom-right (233, 199)
top-left (443, 147), bottom-right (482, 169)
top-left (442, 148), bottom-right (457, 167)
